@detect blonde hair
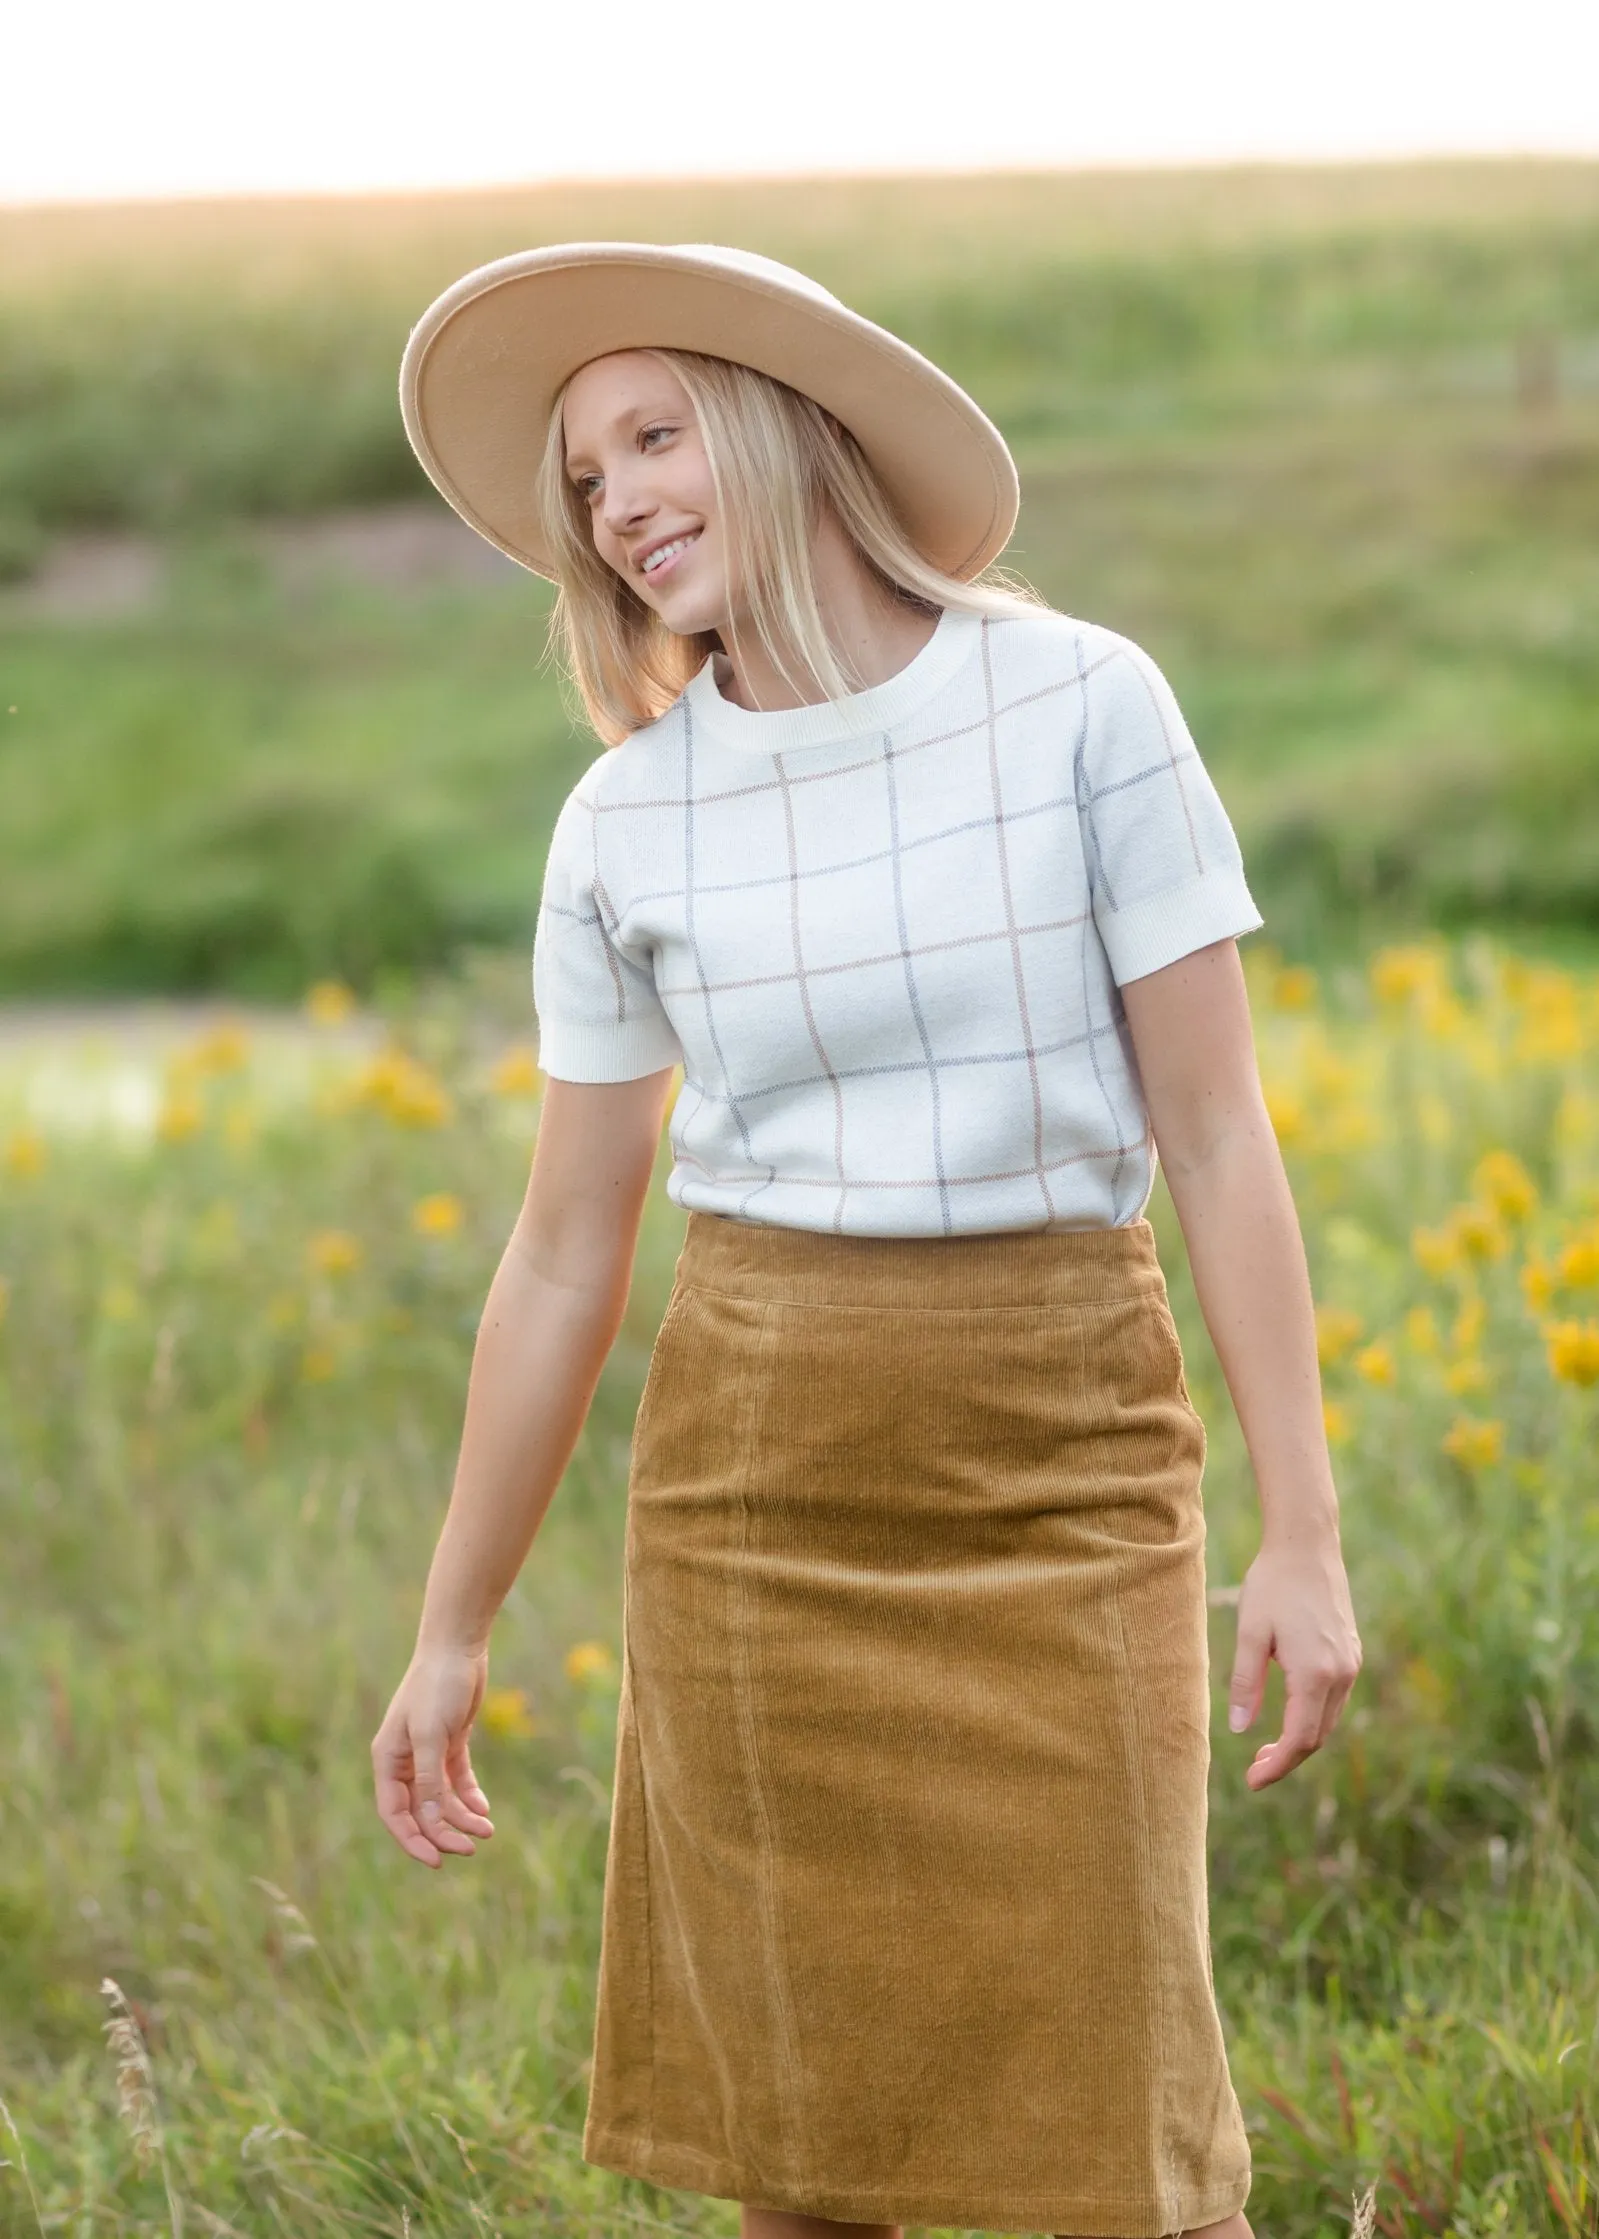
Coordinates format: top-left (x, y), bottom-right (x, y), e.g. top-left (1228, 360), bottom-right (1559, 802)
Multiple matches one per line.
top-left (535, 348), bottom-right (1043, 745)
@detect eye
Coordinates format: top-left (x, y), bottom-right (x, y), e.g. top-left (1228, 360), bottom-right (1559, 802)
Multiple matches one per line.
top-left (640, 422), bottom-right (676, 450)
top-left (571, 471), bottom-right (602, 502)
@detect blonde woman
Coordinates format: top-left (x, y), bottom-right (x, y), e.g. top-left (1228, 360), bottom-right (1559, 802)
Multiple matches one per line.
top-left (373, 244), bottom-right (1362, 2239)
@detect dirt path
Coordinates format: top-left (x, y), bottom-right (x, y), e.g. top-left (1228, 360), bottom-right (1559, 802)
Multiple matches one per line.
top-left (0, 503), bottom-right (522, 623)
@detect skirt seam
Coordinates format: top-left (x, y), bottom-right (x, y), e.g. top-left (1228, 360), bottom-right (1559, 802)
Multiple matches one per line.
top-left (1109, 1424), bottom-right (1178, 2228)
top-left (726, 1297), bottom-right (813, 2188)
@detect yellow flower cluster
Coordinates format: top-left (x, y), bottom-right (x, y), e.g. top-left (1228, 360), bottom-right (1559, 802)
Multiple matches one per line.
top-left (479, 1686), bottom-right (539, 1740)
top-left (412, 1193), bottom-right (464, 1238)
top-left (329, 1048), bottom-right (455, 1129)
top-left (565, 1640), bottom-right (618, 1684)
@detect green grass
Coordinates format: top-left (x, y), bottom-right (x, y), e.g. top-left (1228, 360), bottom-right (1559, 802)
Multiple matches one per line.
top-left (4, 388), bottom-right (1598, 996)
top-left (4, 162), bottom-right (1599, 997)
top-left (3, 937), bottom-right (1599, 2234)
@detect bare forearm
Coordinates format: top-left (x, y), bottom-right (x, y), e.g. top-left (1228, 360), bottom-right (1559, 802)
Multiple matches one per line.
top-left (1161, 1123), bottom-right (1342, 1550)
top-left (416, 1239), bottom-right (629, 1655)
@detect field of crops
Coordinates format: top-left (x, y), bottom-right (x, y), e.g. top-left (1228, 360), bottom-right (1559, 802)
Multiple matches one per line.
top-left (2, 931), bottom-right (1598, 2236)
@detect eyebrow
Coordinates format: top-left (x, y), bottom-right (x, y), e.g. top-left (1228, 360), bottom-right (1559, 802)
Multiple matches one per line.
top-left (563, 398), bottom-right (686, 474)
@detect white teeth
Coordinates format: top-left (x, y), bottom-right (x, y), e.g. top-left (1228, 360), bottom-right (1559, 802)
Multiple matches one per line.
top-left (641, 533), bottom-right (697, 574)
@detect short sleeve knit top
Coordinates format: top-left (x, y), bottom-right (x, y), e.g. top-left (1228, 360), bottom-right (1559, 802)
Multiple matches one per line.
top-left (531, 605), bottom-right (1263, 1237)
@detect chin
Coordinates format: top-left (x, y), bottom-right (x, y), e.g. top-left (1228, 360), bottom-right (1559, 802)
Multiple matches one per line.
top-left (648, 595), bottom-right (727, 641)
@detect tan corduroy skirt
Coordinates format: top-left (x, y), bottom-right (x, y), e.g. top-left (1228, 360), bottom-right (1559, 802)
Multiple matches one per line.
top-left (581, 1210), bottom-right (1252, 2237)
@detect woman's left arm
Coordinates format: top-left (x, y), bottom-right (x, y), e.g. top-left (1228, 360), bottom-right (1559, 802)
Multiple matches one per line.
top-left (1119, 935), bottom-right (1363, 1791)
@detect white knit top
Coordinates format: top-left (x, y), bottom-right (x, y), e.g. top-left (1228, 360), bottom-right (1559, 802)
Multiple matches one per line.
top-left (532, 605), bottom-right (1263, 1236)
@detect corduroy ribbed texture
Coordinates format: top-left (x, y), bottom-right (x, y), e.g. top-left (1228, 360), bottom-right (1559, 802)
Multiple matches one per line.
top-left (581, 1210), bottom-right (1252, 2235)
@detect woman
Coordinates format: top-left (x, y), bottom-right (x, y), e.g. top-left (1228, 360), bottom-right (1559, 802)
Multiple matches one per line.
top-left (373, 243), bottom-right (1363, 2239)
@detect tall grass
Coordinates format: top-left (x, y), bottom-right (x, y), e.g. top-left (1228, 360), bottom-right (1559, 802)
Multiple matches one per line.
top-left (2, 932), bottom-right (1598, 2233)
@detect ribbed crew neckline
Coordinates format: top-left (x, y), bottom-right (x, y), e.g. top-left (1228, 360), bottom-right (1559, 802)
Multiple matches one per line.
top-left (683, 605), bottom-right (982, 755)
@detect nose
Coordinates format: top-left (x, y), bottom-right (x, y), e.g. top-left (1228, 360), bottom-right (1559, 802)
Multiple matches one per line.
top-left (600, 456), bottom-right (655, 541)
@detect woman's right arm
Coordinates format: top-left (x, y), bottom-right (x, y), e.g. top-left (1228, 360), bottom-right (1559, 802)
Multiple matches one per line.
top-left (371, 1064), bottom-right (679, 1868)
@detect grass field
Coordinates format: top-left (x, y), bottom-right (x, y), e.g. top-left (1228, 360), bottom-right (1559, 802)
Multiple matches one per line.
top-left (2, 161), bottom-right (1599, 995)
top-left (3, 165), bottom-right (1599, 2238)
top-left (3, 933), bottom-right (1599, 2236)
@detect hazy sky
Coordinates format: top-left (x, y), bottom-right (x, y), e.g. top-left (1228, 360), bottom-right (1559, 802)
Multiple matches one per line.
top-left (7, 0), bottom-right (1598, 204)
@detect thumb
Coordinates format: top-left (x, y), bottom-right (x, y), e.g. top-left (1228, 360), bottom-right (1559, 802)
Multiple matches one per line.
top-left (1228, 1619), bottom-right (1272, 1734)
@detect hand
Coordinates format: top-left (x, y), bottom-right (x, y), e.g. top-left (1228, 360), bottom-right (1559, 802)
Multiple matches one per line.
top-left (372, 1645), bottom-right (497, 1867)
top-left (1227, 1534), bottom-right (1362, 1789)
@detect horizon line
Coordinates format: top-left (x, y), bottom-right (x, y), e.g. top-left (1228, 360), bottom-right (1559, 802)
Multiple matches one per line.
top-left (5, 145), bottom-right (1599, 219)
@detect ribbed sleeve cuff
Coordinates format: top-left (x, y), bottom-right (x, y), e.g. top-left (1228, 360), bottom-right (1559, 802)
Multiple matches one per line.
top-left (534, 1013), bottom-right (684, 1083)
top-left (1096, 875), bottom-right (1265, 988)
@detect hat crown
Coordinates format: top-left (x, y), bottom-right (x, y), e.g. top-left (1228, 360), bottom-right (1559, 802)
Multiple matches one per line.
top-left (668, 243), bottom-right (843, 310)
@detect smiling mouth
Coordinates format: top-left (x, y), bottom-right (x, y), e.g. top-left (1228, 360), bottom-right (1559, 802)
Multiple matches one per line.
top-left (638, 530), bottom-right (701, 578)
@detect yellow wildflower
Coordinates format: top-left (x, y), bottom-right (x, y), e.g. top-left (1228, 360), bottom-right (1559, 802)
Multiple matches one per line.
top-left (3, 1128), bottom-right (46, 1177)
top-left (1452, 1203), bottom-right (1510, 1265)
top-left (1404, 1305), bottom-right (1441, 1355)
top-left (1451, 1292), bottom-right (1486, 1353)
top-left (1322, 1398), bottom-right (1353, 1446)
top-left (1315, 1305), bottom-right (1365, 1368)
top-left (1271, 965), bottom-right (1318, 1011)
top-left (565, 1640), bottom-right (619, 1684)
top-left (347, 1048), bottom-right (454, 1129)
top-left (1520, 1257), bottom-right (1556, 1313)
top-left (412, 1193), bottom-right (464, 1238)
top-left (155, 1093), bottom-right (204, 1143)
top-left (1411, 1221), bottom-right (1463, 1280)
top-left (1471, 1149), bottom-right (1537, 1224)
top-left (307, 1229), bottom-right (363, 1276)
top-left (1442, 1416), bottom-right (1504, 1470)
top-left (1556, 1234), bottom-right (1599, 1290)
top-left (300, 1344), bottom-right (338, 1383)
top-left (478, 1686), bottom-right (539, 1741)
top-left (1263, 1086), bottom-right (1305, 1146)
top-left (491, 1045), bottom-right (542, 1096)
top-left (1400, 1656), bottom-right (1451, 1721)
top-left (305, 979), bottom-right (357, 1027)
top-left (1369, 944), bottom-right (1450, 1011)
top-left (189, 1022), bottom-right (250, 1075)
top-left (1543, 1319), bottom-right (1599, 1387)
top-left (1554, 1088), bottom-right (1595, 1150)
top-left (1352, 1342), bottom-right (1397, 1386)
top-left (1444, 1356), bottom-right (1489, 1396)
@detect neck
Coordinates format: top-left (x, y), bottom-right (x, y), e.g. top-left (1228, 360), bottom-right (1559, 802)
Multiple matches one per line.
top-left (712, 510), bottom-right (940, 713)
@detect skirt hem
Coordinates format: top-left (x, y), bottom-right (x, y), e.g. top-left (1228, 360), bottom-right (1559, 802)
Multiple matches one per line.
top-left (582, 2122), bottom-right (1253, 2236)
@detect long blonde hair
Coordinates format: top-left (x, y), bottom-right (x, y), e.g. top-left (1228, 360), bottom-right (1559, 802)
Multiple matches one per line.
top-left (535, 348), bottom-right (1043, 745)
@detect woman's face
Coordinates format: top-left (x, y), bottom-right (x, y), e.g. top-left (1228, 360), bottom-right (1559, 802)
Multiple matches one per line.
top-left (561, 352), bottom-right (731, 636)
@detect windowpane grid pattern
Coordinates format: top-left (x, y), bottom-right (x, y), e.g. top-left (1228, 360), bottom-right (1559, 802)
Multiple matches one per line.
top-left (534, 611), bottom-right (1262, 1237)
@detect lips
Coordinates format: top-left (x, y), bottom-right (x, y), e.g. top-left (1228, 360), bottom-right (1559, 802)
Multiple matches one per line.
top-left (638, 529), bottom-right (701, 577)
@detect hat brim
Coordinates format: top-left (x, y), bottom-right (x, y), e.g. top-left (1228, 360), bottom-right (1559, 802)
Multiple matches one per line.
top-left (398, 243), bottom-right (1019, 584)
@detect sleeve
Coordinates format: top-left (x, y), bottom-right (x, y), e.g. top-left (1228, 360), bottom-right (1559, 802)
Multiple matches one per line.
top-left (531, 773), bottom-right (684, 1083)
top-left (1076, 630), bottom-right (1264, 987)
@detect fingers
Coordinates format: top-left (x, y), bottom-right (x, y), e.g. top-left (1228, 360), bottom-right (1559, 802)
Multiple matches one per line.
top-left (445, 1731), bottom-right (495, 1824)
top-left (372, 1721), bottom-right (494, 1868)
top-left (1227, 1619), bottom-right (1272, 1738)
top-left (1242, 1654), bottom-right (1362, 1790)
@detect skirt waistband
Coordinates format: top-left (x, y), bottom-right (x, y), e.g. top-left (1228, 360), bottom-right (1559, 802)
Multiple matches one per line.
top-left (673, 1210), bottom-right (1167, 1311)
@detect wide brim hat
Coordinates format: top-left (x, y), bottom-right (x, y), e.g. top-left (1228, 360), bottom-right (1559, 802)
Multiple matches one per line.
top-left (398, 241), bottom-right (1019, 583)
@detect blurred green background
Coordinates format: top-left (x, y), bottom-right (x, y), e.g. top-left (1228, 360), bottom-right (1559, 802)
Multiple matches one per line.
top-left (3, 158), bottom-right (1597, 998)
top-left (5, 164), bottom-right (1599, 2239)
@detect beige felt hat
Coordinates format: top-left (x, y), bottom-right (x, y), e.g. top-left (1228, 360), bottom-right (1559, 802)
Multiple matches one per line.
top-left (398, 241), bottom-right (1019, 583)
